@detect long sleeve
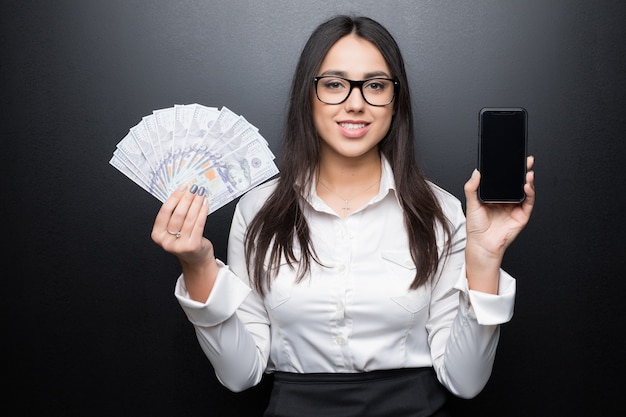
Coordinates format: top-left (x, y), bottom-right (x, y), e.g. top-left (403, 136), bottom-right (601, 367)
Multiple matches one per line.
top-left (426, 195), bottom-right (516, 398)
top-left (174, 263), bottom-right (269, 392)
top-left (174, 197), bottom-right (273, 392)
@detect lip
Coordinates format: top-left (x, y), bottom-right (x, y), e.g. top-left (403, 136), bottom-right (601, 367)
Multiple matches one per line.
top-left (337, 120), bottom-right (370, 138)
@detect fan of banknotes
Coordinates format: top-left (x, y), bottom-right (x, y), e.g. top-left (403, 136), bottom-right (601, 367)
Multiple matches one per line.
top-left (109, 103), bottom-right (279, 214)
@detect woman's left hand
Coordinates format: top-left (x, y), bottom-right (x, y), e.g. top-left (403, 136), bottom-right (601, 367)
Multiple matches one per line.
top-left (463, 156), bottom-right (535, 292)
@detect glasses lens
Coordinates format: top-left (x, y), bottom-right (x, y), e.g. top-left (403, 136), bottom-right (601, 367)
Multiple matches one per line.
top-left (316, 77), bottom-right (395, 106)
top-left (316, 77), bottom-right (350, 104)
top-left (361, 79), bottom-right (395, 106)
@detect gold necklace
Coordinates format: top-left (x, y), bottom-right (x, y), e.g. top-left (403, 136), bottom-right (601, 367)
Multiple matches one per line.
top-left (318, 177), bottom-right (379, 217)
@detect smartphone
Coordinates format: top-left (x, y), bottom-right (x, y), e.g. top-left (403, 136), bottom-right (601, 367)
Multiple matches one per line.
top-left (478, 107), bottom-right (528, 203)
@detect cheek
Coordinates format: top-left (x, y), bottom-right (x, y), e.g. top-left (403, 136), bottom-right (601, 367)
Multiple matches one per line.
top-left (376, 110), bottom-right (394, 135)
top-left (312, 101), bottom-right (334, 133)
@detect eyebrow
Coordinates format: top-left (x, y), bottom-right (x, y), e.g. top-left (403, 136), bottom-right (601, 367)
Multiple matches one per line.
top-left (318, 69), bottom-right (392, 79)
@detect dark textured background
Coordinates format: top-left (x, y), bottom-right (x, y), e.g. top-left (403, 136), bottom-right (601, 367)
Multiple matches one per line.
top-left (3, 1), bottom-right (625, 415)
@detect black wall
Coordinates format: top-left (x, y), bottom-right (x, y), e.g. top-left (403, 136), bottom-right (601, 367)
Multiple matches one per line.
top-left (4, 1), bottom-right (625, 416)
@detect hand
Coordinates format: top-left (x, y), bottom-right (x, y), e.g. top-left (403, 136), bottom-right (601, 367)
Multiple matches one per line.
top-left (152, 183), bottom-right (211, 260)
top-left (463, 156), bottom-right (535, 292)
top-left (152, 184), bottom-right (218, 300)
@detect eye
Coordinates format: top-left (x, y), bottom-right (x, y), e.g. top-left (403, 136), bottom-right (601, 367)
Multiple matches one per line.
top-left (322, 78), bottom-right (347, 90)
top-left (364, 79), bottom-right (388, 92)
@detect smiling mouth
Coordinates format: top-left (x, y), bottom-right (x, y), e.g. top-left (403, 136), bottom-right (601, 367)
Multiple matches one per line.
top-left (339, 122), bottom-right (368, 129)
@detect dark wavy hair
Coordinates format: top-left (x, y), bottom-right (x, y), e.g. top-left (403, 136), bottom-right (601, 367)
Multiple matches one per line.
top-left (245, 15), bottom-right (451, 295)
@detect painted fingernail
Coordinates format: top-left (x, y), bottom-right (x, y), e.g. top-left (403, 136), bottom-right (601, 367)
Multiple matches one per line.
top-left (189, 184), bottom-right (198, 194)
top-left (198, 186), bottom-right (206, 197)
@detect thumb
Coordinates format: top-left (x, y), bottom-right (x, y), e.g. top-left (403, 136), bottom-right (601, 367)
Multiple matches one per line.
top-left (464, 169), bottom-right (482, 212)
top-left (464, 169), bottom-right (480, 196)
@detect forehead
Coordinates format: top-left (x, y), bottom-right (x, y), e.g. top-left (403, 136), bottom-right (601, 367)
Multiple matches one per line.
top-left (318, 34), bottom-right (390, 78)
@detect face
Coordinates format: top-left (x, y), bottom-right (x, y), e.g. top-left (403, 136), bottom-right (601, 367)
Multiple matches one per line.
top-left (226, 160), bottom-right (251, 191)
top-left (313, 34), bottom-right (394, 160)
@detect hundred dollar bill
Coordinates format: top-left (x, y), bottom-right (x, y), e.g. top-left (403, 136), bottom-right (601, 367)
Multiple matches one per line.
top-left (214, 126), bottom-right (270, 161)
top-left (184, 121), bottom-right (271, 179)
top-left (130, 120), bottom-right (160, 173)
top-left (164, 105), bottom-right (239, 182)
top-left (202, 106), bottom-right (241, 143)
top-left (173, 135), bottom-right (277, 213)
top-left (171, 104), bottom-right (197, 176)
top-left (142, 114), bottom-right (164, 167)
top-left (169, 106), bottom-right (245, 187)
top-left (110, 148), bottom-right (168, 202)
top-left (111, 104), bottom-right (279, 215)
top-left (152, 107), bottom-right (176, 186)
top-left (197, 136), bottom-right (278, 210)
top-left (179, 165), bottom-right (238, 214)
top-left (110, 148), bottom-right (148, 189)
top-left (172, 104), bottom-right (220, 181)
top-left (141, 113), bottom-right (170, 188)
top-left (176, 132), bottom-right (245, 187)
top-left (216, 136), bottom-right (279, 193)
top-left (115, 131), bottom-right (152, 179)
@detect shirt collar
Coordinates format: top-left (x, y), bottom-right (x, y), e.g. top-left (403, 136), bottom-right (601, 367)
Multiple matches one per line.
top-left (304, 154), bottom-right (401, 213)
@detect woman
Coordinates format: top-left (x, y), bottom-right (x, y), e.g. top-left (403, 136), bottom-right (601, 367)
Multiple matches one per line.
top-left (152, 15), bottom-right (535, 417)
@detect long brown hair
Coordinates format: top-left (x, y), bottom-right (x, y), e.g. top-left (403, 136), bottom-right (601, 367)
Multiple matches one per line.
top-left (245, 15), bottom-right (451, 295)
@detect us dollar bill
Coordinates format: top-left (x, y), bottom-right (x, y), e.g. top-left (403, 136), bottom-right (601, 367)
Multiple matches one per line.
top-left (110, 104), bottom-right (278, 214)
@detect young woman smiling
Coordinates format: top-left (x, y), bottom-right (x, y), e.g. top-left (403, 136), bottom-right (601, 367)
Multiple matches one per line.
top-left (151, 15), bottom-right (535, 417)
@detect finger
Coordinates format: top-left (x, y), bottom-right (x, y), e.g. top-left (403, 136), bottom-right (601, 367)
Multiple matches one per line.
top-left (152, 184), bottom-right (188, 241)
top-left (181, 186), bottom-right (210, 240)
top-left (464, 169), bottom-right (481, 208)
top-left (524, 155), bottom-right (535, 199)
top-left (167, 184), bottom-right (202, 237)
top-left (526, 155), bottom-right (535, 172)
top-left (521, 169), bottom-right (535, 217)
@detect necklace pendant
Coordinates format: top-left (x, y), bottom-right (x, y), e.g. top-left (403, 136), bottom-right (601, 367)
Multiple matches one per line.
top-left (342, 199), bottom-right (350, 216)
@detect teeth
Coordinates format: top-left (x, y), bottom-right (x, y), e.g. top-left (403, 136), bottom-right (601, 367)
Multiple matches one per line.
top-left (340, 122), bottom-right (366, 129)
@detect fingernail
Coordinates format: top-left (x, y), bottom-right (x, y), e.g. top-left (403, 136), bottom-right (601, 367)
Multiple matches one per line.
top-left (198, 186), bottom-right (206, 197)
top-left (471, 169), bottom-right (479, 179)
top-left (177, 183), bottom-right (187, 192)
top-left (189, 184), bottom-right (198, 194)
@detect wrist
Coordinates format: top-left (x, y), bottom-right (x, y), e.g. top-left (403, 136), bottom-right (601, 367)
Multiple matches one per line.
top-left (465, 245), bottom-right (503, 294)
top-left (180, 256), bottom-right (219, 302)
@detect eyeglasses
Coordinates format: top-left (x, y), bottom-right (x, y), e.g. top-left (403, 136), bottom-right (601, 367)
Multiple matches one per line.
top-left (313, 76), bottom-right (398, 107)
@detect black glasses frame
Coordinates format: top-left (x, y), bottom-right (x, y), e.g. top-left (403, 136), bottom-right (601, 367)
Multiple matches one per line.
top-left (313, 76), bottom-right (399, 107)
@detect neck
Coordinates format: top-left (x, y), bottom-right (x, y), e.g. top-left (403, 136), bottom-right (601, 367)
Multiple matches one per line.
top-left (316, 151), bottom-right (382, 218)
top-left (317, 149), bottom-right (381, 191)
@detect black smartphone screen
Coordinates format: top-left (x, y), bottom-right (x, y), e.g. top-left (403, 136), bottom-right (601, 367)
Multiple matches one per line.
top-left (478, 108), bottom-right (527, 203)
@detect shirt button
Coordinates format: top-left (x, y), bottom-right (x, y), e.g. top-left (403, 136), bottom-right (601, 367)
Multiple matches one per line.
top-left (404, 260), bottom-right (413, 268)
top-left (337, 264), bottom-right (346, 273)
top-left (336, 301), bottom-right (344, 311)
top-left (335, 336), bottom-right (346, 345)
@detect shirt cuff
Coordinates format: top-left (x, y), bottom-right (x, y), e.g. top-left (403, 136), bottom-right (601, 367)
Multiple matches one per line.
top-left (174, 258), bottom-right (252, 327)
top-left (453, 264), bottom-right (516, 325)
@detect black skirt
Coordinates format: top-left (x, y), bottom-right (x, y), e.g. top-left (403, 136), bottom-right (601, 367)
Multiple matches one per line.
top-left (263, 367), bottom-right (451, 417)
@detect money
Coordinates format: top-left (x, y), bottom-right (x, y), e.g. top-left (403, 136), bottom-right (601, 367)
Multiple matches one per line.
top-left (109, 104), bottom-right (279, 214)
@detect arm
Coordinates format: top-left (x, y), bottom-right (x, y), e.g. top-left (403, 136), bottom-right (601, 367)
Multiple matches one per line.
top-left (463, 156), bottom-right (536, 293)
top-left (428, 158), bottom-right (535, 398)
top-left (427, 204), bottom-right (511, 399)
top-left (152, 185), bottom-right (270, 392)
top-left (151, 184), bottom-right (219, 302)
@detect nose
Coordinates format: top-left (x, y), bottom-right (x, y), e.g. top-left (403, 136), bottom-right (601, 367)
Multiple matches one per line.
top-left (344, 85), bottom-right (365, 111)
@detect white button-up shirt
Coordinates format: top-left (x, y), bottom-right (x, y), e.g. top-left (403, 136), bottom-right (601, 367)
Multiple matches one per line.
top-left (175, 157), bottom-right (516, 399)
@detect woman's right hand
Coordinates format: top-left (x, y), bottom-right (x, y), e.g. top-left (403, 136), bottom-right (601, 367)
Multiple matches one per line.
top-left (151, 183), bottom-right (218, 301)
